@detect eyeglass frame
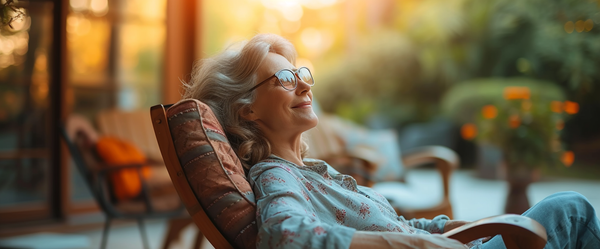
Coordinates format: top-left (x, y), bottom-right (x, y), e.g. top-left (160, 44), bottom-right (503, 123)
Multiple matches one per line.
top-left (247, 66), bottom-right (314, 93)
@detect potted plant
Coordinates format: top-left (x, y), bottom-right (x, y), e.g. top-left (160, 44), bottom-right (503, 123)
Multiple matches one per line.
top-left (442, 78), bottom-right (577, 214)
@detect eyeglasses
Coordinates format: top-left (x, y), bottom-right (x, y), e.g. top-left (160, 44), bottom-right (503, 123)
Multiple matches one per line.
top-left (248, 67), bottom-right (314, 92)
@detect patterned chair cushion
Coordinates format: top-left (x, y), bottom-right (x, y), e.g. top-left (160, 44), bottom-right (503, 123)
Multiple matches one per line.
top-left (166, 99), bottom-right (258, 249)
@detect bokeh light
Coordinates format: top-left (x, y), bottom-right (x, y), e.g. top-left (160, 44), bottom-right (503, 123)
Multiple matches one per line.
top-left (461, 123), bottom-right (477, 140)
top-left (564, 101), bottom-right (579, 114)
top-left (564, 21), bottom-right (574, 33)
top-left (70, 0), bottom-right (88, 11)
top-left (503, 87), bottom-right (530, 100)
top-left (561, 151), bottom-right (575, 167)
top-left (90, 0), bottom-right (109, 16)
top-left (584, 19), bottom-right (594, 31)
top-left (482, 105), bottom-right (497, 119)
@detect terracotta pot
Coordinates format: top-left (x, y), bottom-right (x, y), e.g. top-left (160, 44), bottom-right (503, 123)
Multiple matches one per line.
top-left (504, 167), bottom-right (540, 214)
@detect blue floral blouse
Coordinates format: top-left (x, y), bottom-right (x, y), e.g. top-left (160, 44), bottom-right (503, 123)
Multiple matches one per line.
top-left (248, 155), bottom-right (450, 249)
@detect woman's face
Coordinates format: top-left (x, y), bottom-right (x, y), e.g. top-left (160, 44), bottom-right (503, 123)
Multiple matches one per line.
top-left (245, 52), bottom-right (318, 137)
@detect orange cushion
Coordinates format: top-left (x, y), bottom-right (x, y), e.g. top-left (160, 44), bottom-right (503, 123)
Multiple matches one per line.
top-left (96, 136), bottom-right (152, 201)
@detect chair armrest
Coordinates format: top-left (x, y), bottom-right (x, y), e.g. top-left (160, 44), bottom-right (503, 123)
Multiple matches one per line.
top-left (443, 214), bottom-right (547, 249)
top-left (401, 146), bottom-right (459, 170)
top-left (401, 146), bottom-right (459, 199)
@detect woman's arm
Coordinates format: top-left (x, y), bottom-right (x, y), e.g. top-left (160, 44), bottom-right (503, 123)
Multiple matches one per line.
top-left (401, 215), bottom-right (450, 233)
top-left (349, 231), bottom-right (468, 249)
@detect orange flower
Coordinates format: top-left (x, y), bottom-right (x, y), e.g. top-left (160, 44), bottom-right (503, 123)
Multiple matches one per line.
top-left (550, 101), bottom-right (563, 113)
top-left (564, 101), bottom-right (579, 114)
top-left (561, 151), bottom-right (575, 167)
top-left (509, 114), bottom-right (520, 128)
top-left (503, 87), bottom-right (530, 100)
top-left (482, 105), bottom-right (498, 119)
top-left (461, 123), bottom-right (477, 140)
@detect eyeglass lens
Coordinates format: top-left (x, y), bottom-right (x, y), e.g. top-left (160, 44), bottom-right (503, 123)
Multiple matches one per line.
top-left (276, 67), bottom-right (314, 90)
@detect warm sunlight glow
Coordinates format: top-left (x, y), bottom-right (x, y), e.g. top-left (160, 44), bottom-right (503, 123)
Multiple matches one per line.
top-left (278, 2), bottom-right (303, 21)
top-left (302, 0), bottom-right (338, 9)
top-left (296, 57), bottom-right (314, 73)
top-left (0, 38), bottom-right (16, 55)
top-left (70, 0), bottom-right (88, 11)
top-left (281, 20), bottom-right (302, 33)
top-left (7, 11), bottom-right (29, 32)
top-left (259, 13), bottom-right (282, 35)
top-left (67, 14), bottom-right (91, 35)
top-left (90, 0), bottom-right (109, 16)
top-left (301, 27), bottom-right (323, 50)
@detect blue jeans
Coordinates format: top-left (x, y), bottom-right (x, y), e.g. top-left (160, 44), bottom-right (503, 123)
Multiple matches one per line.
top-left (482, 191), bottom-right (600, 249)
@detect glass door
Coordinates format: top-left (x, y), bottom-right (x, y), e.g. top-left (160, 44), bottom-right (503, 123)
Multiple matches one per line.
top-left (0, 0), bottom-right (59, 224)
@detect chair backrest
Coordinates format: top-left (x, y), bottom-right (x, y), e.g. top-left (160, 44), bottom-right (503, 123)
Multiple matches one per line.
top-left (60, 115), bottom-right (116, 213)
top-left (97, 110), bottom-right (163, 162)
top-left (150, 99), bottom-right (257, 249)
top-left (304, 114), bottom-right (345, 160)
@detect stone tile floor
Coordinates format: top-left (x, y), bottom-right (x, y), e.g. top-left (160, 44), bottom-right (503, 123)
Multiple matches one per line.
top-left (2, 169), bottom-right (599, 249)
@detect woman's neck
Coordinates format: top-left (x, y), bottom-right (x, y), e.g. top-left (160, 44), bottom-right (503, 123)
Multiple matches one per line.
top-left (271, 148), bottom-right (303, 166)
top-left (265, 133), bottom-right (304, 166)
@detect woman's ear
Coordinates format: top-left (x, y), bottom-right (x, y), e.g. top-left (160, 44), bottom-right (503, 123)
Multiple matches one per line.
top-left (239, 106), bottom-right (257, 121)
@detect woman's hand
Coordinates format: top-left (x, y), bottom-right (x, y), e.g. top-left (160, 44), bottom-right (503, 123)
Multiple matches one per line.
top-left (350, 231), bottom-right (468, 249)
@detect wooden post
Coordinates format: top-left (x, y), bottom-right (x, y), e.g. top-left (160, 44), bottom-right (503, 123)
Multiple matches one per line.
top-left (164, 0), bottom-right (199, 104)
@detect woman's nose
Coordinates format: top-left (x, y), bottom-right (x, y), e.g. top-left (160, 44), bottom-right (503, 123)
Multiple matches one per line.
top-left (295, 77), bottom-right (311, 94)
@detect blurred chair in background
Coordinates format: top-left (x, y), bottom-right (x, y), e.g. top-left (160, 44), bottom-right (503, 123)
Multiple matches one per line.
top-left (60, 113), bottom-right (199, 249)
top-left (305, 101), bottom-right (459, 219)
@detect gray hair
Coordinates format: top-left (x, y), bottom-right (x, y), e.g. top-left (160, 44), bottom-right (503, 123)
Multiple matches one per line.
top-left (182, 34), bottom-right (306, 169)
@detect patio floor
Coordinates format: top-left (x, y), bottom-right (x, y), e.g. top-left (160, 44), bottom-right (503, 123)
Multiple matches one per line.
top-left (2, 169), bottom-right (599, 249)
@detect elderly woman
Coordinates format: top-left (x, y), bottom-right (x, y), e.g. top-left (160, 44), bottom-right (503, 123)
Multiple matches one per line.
top-left (183, 34), bottom-right (600, 249)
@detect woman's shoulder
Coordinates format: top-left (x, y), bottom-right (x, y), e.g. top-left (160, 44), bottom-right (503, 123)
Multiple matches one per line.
top-left (248, 156), bottom-right (297, 179)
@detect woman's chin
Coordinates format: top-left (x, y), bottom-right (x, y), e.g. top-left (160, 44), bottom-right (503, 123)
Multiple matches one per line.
top-left (297, 113), bottom-right (319, 131)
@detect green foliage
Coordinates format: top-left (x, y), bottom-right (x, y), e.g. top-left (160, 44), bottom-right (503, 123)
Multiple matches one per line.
top-left (316, 31), bottom-right (445, 126)
top-left (318, 0), bottom-right (600, 135)
top-left (442, 78), bottom-right (573, 169)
